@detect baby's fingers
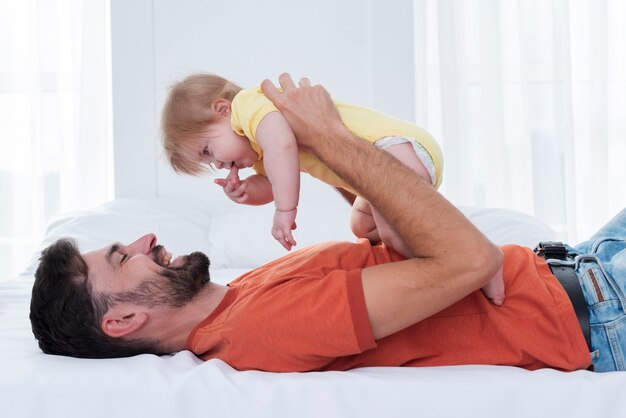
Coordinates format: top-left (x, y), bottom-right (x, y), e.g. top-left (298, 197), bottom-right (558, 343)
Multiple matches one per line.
top-left (223, 177), bottom-right (243, 194)
top-left (226, 165), bottom-right (240, 182)
top-left (272, 229), bottom-right (292, 251)
top-left (284, 231), bottom-right (297, 249)
top-left (230, 183), bottom-right (249, 202)
top-left (280, 228), bottom-right (297, 251)
top-left (214, 178), bottom-right (228, 187)
top-left (279, 238), bottom-right (292, 251)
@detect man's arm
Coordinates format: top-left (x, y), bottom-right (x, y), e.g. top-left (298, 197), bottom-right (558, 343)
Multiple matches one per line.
top-left (261, 74), bottom-right (503, 339)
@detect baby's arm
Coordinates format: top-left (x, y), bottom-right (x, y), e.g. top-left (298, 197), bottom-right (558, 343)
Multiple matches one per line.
top-left (255, 111), bottom-right (300, 250)
top-left (214, 169), bottom-right (274, 205)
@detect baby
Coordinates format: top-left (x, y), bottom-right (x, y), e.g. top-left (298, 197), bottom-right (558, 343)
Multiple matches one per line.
top-left (161, 73), bottom-right (504, 305)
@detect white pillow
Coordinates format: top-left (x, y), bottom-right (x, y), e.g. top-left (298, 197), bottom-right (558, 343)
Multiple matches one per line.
top-left (22, 177), bottom-right (353, 275)
top-left (23, 191), bottom-right (556, 275)
top-left (208, 204), bottom-right (556, 269)
top-left (207, 198), bottom-right (354, 269)
top-left (208, 176), bottom-right (354, 268)
top-left (22, 198), bottom-right (215, 276)
top-left (459, 206), bottom-right (556, 248)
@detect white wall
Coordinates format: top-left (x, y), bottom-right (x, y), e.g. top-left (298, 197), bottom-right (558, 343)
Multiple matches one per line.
top-left (111, 0), bottom-right (415, 199)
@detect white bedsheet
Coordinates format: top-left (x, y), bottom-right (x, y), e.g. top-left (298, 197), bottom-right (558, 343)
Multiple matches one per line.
top-left (2, 196), bottom-right (625, 418)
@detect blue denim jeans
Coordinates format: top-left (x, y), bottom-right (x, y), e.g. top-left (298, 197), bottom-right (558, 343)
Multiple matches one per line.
top-left (563, 209), bottom-right (626, 372)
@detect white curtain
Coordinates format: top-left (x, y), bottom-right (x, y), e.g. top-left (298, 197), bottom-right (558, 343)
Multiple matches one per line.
top-left (0, 0), bottom-right (112, 280)
top-left (414, 0), bottom-right (626, 243)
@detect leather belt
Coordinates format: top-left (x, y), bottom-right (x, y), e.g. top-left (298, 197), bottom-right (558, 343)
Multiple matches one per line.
top-left (534, 242), bottom-right (592, 351)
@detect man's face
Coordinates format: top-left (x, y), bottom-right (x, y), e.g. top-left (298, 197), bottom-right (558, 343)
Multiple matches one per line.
top-left (82, 234), bottom-right (210, 308)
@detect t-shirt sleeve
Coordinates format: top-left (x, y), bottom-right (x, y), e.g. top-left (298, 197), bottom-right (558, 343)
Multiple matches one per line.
top-left (224, 268), bottom-right (377, 372)
top-left (230, 87), bottom-right (279, 143)
top-left (345, 269), bottom-right (377, 350)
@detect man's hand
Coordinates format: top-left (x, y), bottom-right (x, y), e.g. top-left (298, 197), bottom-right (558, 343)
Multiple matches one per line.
top-left (272, 208), bottom-right (297, 251)
top-left (260, 73), bottom-right (343, 153)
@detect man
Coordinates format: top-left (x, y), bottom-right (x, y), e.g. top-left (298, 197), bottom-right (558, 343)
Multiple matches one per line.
top-left (30, 74), bottom-right (623, 372)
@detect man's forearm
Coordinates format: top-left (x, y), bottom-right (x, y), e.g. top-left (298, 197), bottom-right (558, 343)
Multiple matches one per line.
top-left (314, 127), bottom-right (488, 260)
top-left (309, 118), bottom-right (505, 338)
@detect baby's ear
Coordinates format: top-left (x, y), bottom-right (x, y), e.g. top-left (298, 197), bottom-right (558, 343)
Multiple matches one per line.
top-left (212, 99), bottom-right (231, 117)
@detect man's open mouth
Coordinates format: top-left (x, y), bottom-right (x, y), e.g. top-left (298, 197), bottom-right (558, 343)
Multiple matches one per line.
top-left (153, 245), bottom-right (173, 267)
top-left (162, 250), bottom-right (172, 266)
top-left (152, 245), bottom-right (190, 269)
top-left (169, 256), bottom-right (184, 268)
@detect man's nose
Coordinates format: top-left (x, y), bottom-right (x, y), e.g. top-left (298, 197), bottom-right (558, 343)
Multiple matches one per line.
top-left (126, 233), bottom-right (157, 255)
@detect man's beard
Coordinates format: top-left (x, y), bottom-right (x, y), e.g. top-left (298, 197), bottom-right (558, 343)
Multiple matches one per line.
top-left (111, 246), bottom-right (211, 308)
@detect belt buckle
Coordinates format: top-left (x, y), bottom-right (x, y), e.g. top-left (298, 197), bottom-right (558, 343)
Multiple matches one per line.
top-left (534, 241), bottom-right (568, 261)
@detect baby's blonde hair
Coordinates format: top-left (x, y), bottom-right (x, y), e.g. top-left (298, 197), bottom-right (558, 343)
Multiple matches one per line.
top-left (162, 73), bottom-right (242, 175)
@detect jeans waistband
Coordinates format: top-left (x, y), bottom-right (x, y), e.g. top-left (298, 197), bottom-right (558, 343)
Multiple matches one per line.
top-left (535, 242), bottom-right (592, 350)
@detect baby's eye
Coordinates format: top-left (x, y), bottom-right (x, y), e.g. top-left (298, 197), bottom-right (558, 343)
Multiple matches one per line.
top-left (202, 147), bottom-right (210, 156)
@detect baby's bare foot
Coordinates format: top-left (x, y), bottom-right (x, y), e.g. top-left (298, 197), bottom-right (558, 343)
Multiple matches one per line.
top-left (481, 265), bottom-right (505, 305)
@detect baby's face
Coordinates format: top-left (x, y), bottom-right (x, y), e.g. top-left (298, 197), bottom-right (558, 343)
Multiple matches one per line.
top-left (189, 118), bottom-right (258, 170)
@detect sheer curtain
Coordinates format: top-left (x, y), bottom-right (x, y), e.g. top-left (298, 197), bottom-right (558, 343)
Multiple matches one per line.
top-left (414, 0), bottom-right (626, 243)
top-left (0, 0), bottom-right (112, 280)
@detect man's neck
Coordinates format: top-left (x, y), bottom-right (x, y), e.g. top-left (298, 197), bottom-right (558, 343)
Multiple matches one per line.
top-left (152, 282), bottom-right (230, 353)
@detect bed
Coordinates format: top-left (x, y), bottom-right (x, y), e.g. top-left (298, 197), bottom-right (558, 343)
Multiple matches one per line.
top-left (2, 178), bottom-right (625, 418)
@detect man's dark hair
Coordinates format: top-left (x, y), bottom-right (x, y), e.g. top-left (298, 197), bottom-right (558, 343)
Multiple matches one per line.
top-left (29, 238), bottom-right (163, 358)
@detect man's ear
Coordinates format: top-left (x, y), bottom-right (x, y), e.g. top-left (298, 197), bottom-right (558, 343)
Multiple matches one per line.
top-left (101, 308), bottom-right (148, 338)
top-left (211, 99), bottom-right (231, 117)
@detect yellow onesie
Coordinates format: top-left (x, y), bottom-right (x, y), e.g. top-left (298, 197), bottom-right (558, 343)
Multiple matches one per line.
top-left (230, 87), bottom-right (443, 195)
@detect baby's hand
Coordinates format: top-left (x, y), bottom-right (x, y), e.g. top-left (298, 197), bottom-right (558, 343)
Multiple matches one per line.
top-left (214, 166), bottom-right (249, 203)
top-left (272, 208), bottom-right (297, 251)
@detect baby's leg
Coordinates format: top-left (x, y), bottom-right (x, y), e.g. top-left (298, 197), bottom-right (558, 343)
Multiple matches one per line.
top-left (372, 139), bottom-right (505, 305)
top-left (481, 263), bottom-right (505, 305)
top-left (350, 196), bottom-right (381, 243)
top-left (368, 141), bottom-right (431, 258)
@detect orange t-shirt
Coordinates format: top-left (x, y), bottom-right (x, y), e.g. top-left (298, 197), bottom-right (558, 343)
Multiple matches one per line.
top-left (186, 240), bottom-right (591, 372)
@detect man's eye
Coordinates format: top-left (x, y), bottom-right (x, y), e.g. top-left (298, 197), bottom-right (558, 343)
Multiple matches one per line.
top-left (120, 254), bottom-right (128, 264)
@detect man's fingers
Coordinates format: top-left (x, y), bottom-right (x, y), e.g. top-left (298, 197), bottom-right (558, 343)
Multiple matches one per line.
top-left (278, 73), bottom-right (296, 91)
top-left (299, 77), bottom-right (311, 87)
top-left (260, 79), bottom-right (281, 103)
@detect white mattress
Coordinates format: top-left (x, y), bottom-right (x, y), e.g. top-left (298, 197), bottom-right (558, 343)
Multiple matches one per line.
top-left (2, 191), bottom-right (625, 418)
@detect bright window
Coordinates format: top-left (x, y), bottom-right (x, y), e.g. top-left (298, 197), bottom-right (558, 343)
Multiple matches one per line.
top-left (0, 0), bottom-right (113, 280)
top-left (414, 0), bottom-right (626, 242)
